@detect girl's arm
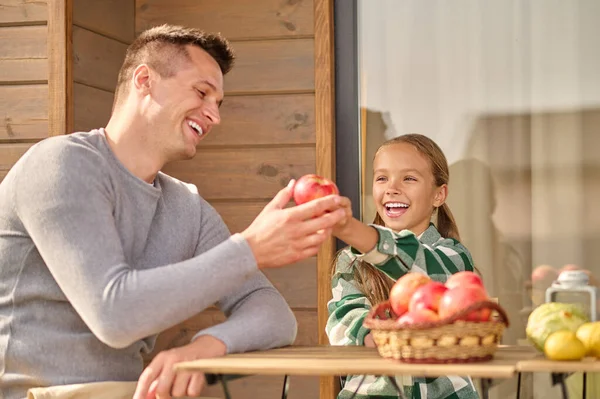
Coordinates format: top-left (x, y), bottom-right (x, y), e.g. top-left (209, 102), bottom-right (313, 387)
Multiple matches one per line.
top-left (334, 217), bottom-right (474, 282)
top-left (334, 217), bottom-right (379, 254)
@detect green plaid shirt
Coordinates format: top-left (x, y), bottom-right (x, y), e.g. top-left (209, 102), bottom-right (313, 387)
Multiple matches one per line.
top-left (326, 223), bottom-right (480, 399)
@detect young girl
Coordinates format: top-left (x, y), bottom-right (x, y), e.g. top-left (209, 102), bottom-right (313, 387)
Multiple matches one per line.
top-left (327, 134), bottom-right (480, 399)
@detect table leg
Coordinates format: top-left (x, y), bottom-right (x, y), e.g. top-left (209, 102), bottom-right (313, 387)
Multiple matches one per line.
top-left (550, 373), bottom-right (569, 399)
top-left (582, 372), bottom-right (587, 399)
top-left (480, 378), bottom-right (492, 399)
top-left (220, 378), bottom-right (232, 399)
top-left (281, 374), bottom-right (289, 399)
top-left (516, 372), bottom-right (522, 399)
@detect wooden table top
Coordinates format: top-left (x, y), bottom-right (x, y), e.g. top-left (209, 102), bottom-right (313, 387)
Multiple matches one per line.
top-left (517, 356), bottom-right (600, 373)
top-left (175, 345), bottom-right (559, 379)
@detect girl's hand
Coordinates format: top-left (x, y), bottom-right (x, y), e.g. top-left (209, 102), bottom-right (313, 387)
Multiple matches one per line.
top-left (331, 196), bottom-right (353, 236)
top-left (364, 333), bottom-right (376, 348)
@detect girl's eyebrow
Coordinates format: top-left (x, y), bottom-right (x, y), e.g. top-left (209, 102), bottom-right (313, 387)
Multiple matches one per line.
top-left (374, 168), bottom-right (423, 176)
top-left (403, 168), bottom-right (423, 176)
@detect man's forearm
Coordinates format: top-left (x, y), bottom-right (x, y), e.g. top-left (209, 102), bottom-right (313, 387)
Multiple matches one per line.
top-left (194, 288), bottom-right (297, 354)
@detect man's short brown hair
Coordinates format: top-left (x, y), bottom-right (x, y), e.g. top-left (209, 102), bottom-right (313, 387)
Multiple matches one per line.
top-left (113, 24), bottom-right (235, 106)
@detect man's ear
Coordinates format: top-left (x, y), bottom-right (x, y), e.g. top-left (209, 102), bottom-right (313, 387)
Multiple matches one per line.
top-left (132, 64), bottom-right (151, 94)
top-left (433, 184), bottom-right (448, 208)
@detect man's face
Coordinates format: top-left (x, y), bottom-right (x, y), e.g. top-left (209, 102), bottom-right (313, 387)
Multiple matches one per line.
top-left (144, 45), bottom-right (224, 161)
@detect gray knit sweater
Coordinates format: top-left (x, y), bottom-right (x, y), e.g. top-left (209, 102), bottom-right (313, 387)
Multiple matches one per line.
top-left (0, 129), bottom-right (297, 399)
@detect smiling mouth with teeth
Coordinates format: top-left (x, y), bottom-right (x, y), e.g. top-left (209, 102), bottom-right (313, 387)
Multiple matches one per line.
top-left (384, 202), bottom-right (409, 217)
top-left (187, 120), bottom-right (204, 137)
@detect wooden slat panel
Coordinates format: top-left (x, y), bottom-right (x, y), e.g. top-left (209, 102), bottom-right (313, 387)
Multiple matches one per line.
top-left (145, 309), bottom-right (318, 362)
top-left (73, 26), bottom-right (128, 92)
top-left (0, 25), bottom-right (47, 83)
top-left (225, 39), bottom-right (314, 93)
top-left (73, 83), bottom-right (114, 132)
top-left (202, 94), bottom-right (315, 146)
top-left (262, 258), bottom-right (316, 308)
top-left (0, 25), bottom-right (47, 60)
top-left (0, 143), bottom-right (33, 172)
top-left (0, 59), bottom-right (47, 83)
top-left (163, 147), bottom-right (315, 200)
top-left (0, 0), bottom-right (47, 24)
top-left (203, 375), bottom-right (319, 399)
top-left (0, 85), bottom-right (48, 141)
top-left (73, 0), bottom-right (135, 44)
top-left (136, 0), bottom-right (314, 40)
top-left (211, 200), bottom-right (268, 234)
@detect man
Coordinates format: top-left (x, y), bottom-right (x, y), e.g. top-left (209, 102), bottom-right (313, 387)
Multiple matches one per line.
top-left (0, 24), bottom-right (348, 399)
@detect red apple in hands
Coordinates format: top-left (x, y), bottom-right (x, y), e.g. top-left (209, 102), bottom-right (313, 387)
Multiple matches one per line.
top-left (292, 174), bottom-right (339, 205)
top-left (389, 273), bottom-right (431, 316)
top-left (408, 281), bottom-right (448, 313)
top-left (398, 308), bottom-right (439, 325)
top-left (438, 284), bottom-right (490, 322)
top-left (444, 271), bottom-right (484, 291)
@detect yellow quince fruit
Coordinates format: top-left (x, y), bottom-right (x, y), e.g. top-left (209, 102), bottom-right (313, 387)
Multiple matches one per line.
top-left (544, 331), bottom-right (586, 361)
top-left (576, 322), bottom-right (600, 358)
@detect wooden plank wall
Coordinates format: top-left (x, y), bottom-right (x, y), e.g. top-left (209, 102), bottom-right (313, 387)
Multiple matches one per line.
top-left (71, 0), bottom-right (134, 132)
top-left (0, 0), bottom-right (133, 178)
top-left (0, 0), bottom-right (48, 182)
top-left (136, 0), bottom-right (320, 397)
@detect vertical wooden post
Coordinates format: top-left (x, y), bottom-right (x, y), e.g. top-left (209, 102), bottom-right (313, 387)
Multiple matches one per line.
top-left (314, 0), bottom-right (338, 398)
top-left (48, 0), bottom-right (73, 136)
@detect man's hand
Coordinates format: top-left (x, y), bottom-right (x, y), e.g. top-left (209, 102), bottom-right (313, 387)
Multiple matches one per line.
top-left (242, 179), bottom-right (351, 269)
top-left (133, 335), bottom-right (226, 399)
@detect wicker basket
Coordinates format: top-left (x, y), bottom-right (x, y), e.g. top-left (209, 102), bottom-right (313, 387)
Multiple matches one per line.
top-left (363, 300), bottom-right (510, 363)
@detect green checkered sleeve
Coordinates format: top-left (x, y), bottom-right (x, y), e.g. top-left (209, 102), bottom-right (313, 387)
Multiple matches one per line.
top-left (351, 224), bottom-right (474, 283)
top-left (326, 248), bottom-right (372, 346)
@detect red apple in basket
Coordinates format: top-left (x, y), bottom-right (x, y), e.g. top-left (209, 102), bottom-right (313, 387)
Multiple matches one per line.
top-left (531, 264), bottom-right (558, 287)
top-left (530, 264), bottom-right (559, 298)
top-left (292, 174), bottom-right (339, 205)
top-left (438, 284), bottom-right (491, 322)
top-left (444, 271), bottom-right (484, 291)
top-left (389, 273), bottom-right (431, 316)
top-left (408, 281), bottom-right (448, 313)
top-left (560, 263), bottom-right (581, 273)
top-left (398, 308), bottom-right (439, 325)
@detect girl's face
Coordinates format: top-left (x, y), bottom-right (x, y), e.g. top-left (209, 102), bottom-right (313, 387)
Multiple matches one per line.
top-left (372, 142), bottom-right (447, 235)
